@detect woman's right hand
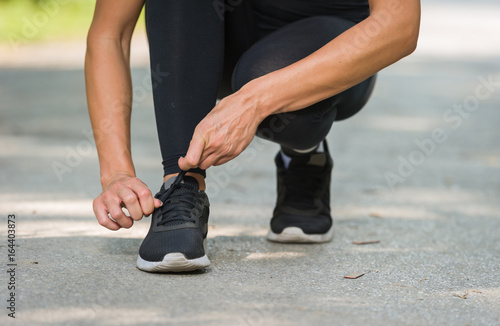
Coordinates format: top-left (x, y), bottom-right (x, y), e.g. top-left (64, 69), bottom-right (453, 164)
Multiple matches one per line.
top-left (93, 174), bottom-right (162, 230)
top-left (86, 1), bottom-right (151, 230)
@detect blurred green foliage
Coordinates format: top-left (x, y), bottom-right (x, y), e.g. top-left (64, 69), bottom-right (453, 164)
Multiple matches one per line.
top-left (0, 0), bottom-right (145, 44)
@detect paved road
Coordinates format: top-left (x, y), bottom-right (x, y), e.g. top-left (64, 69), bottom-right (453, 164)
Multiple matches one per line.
top-left (1, 1), bottom-right (499, 325)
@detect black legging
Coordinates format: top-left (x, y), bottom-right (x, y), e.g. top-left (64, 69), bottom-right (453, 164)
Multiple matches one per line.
top-left (145, 0), bottom-right (376, 177)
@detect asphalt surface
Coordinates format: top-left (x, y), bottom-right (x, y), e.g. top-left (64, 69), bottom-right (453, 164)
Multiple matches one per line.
top-left (1, 1), bottom-right (499, 325)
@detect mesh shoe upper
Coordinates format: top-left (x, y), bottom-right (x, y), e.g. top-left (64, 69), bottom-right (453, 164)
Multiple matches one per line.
top-left (139, 172), bottom-right (209, 262)
top-left (271, 144), bottom-right (333, 235)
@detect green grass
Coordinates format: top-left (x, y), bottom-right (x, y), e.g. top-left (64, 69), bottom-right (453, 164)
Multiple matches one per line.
top-left (0, 0), bottom-right (145, 45)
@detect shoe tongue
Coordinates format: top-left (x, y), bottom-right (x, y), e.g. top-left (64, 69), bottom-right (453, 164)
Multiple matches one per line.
top-left (163, 175), bottom-right (199, 192)
top-left (288, 153), bottom-right (326, 169)
top-left (181, 176), bottom-right (200, 189)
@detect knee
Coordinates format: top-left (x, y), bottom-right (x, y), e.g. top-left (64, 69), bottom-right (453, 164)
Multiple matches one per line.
top-left (256, 99), bottom-right (337, 150)
top-left (231, 49), bottom-right (284, 91)
top-left (256, 113), bottom-right (299, 142)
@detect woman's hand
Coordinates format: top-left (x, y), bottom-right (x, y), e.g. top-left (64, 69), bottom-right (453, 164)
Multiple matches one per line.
top-left (93, 174), bottom-right (162, 230)
top-left (179, 87), bottom-right (265, 170)
top-left (86, 0), bottom-right (149, 230)
top-left (179, 0), bottom-right (420, 172)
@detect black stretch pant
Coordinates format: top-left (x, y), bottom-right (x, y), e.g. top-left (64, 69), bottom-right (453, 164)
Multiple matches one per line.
top-left (146, 0), bottom-right (376, 177)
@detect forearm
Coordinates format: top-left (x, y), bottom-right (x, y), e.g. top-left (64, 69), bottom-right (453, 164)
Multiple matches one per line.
top-left (247, 1), bottom-right (420, 118)
top-left (85, 38), bottom-right (135, 186)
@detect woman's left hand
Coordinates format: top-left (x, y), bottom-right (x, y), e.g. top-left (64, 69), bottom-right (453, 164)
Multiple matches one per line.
top-left (179, 87), bottom-right (265, 171)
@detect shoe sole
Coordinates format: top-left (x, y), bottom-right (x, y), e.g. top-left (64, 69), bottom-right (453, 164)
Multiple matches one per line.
top-left (136, 253), bottom-right (210, 272)
top-left (266, 225), bottom-right (334, 243)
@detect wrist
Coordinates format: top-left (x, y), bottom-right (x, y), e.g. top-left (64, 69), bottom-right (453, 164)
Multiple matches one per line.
top-left (239, 76), bottom-right (278, 121)
top-left (100, 169), bottom-right (136, 188)
top-left (97, 150), bottom-right (135, 187)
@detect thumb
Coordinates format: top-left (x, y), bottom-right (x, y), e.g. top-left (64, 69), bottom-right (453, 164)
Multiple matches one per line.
top-left (153, 198), bottom-right (163, 208)
top-left (179, 136), bottom-right (205, 171)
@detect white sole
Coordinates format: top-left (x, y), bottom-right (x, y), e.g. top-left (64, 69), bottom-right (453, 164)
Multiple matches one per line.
top-left (266, 225), bottom-right (334, 243)
top-left (137, 253), bottom-right (210, 272)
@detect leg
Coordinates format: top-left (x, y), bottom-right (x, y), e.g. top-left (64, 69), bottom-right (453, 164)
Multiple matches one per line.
top-left (137, 0), bottom-right (224, 272)
top-left (218, 0), bottom-right (259, 98)
top-left (146, 0), bottom-right (224, 178)
top-left (232, 15), bottom-right (376, 242)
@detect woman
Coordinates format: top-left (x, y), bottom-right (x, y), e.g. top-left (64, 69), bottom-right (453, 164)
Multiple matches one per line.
top-left (85, 0), bottom-right (420, 272)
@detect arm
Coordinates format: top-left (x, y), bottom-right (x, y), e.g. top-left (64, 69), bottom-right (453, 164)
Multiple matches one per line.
top-left (85, 0), bottom-right (160, 230)
top-left (252, 0), bottom-right (421, 114)
top-left (179, 0), bottom-right (421, 170)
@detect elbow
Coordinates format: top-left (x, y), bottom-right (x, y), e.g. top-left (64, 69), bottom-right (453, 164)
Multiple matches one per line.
top-left (401, 25), bottom-right (420, 57)
top-left (396, 8), bottom-right (421, 57)
top-left (369, 0), bottom-right (421, 58)
top-left (385, 20), bottom-right (419, 61)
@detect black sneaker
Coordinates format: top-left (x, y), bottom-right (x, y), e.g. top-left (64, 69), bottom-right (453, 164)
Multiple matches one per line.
top-left (137, 171), bottom-right (210, 272)
top-left (267, 141), bottom-right (334, 243)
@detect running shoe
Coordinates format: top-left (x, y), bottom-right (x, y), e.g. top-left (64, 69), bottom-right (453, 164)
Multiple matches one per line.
top-left (267, 141), bottom-right (334, 243)
top-left (137, 171), bottom-right (210, 272)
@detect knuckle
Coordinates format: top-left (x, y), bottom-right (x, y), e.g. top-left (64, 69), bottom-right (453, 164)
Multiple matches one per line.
top-left (109, 208), bottom-right (123, 220)
top-left (212, 137), bottom-right (222, 148)
top-left (122, 193), bottom-right (137, 204)
top-left (186, 156), bottom-right (198, 166)
top-left (131, 214), bottom-right (144, 221)
top-left (137, 188), bottom-right (151, 199)
top-left (97, 217), bottom-right (108, 227)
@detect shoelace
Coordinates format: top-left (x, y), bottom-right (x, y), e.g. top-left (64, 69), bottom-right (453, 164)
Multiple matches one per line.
top-left (154, 171), bottom-right (198, 227)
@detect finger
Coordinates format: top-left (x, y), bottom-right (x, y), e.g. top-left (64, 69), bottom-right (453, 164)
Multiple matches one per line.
top-left (117, 187), bottom-right (143, 221)
top-left (103, 196), bottom-right (134, 228)
top-left (179, 136), bottom-right (205, 171)
top-left (93, 198), bottom-right (120, 231)
top-left (197, 146), bottom-right (217, 166)
top-left (198, 154), bottom-right (219, 170)
top-left (129, 182), bottom-right (155, 217)
top-left (212, 155), bottom-right (234, 166)
top-left (109, 207), bottom-right (134, 228)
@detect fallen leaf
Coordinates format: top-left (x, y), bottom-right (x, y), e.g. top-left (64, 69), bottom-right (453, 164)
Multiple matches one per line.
top-left (352, 240), bottom-right (380, 245)
top-left (344, 273), bottom-right (365, 279)
top-left (369, 212), bottom-right (383, 218)
top-left (453, 291), bottom-right (468, 299)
